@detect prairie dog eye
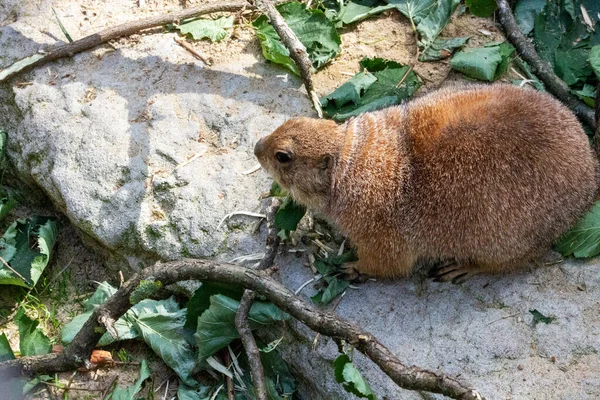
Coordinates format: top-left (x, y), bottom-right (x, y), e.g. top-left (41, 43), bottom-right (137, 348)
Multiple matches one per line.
top-left (275, 151), bottom-right (292, 164)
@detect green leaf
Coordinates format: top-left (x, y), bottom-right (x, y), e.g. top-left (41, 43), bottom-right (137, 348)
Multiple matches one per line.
top-left (572, 83), bottom-right (596, 108)
top-left (514, 0), bottom-right (546, 35)
top-left (110, 359), bottom-right (151, 400)
top-left (260, 349), bottom-right (296, 397)
top-left (253, 2), bottom-right (341, 74)
top-left (195, 294), bottom-right (287, 365)
top-left (185, 281), bottom-right (244, 333)
top-left (555, 201), bottom-right (600, 258)
top-left (0, 197), bottom-right (16, 223)
top-left (324, 0), bottom-right (396, 26)
top-left (15, 308), bottom-right (51, 356)
top-left (269, 181), bottom-right (288, 197)
top-left (465, 0), bottom-right (497, 17)
top-left (334, 354), bottom-right (377, 400)
top-left (450, 42), bottom-right (515, 82)
top-left (590, 45), bottom-right (600, 79)
top-left (322, 57), bottom-right (422, 121)
top-left (177, 384), bottom-right (214, 400)
top-left (131, 297), bottom-right (197, 386)
top-left (130, 279), bottom-right (163, 304)
top-left (419, 37), bottom-right (469, 61)
top-left (529, 309), bottom-right (556, 325)
top-left (176, 16), bottom-right (234, 42)
top-left (391, 0), bottom-right (461, 57)
top-left (311, 277), bottom-right (349, 304)
top-left (0, 332), bottom-right (15, 362)
top-left (274, 196), bottom-right (306, 231)
top-left (0, 217), bottom-right (57, 288)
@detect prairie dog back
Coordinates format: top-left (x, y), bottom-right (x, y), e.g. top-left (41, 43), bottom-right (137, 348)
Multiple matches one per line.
top-left (255, 84), bottom-right (598, 280)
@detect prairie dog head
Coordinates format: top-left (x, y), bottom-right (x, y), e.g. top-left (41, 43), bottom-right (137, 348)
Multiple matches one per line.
top-left (254, 117), bottom-right (340, 211)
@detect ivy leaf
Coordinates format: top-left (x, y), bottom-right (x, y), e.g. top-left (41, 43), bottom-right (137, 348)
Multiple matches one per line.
top-left (0, 332), bottom-right (15, 362)
top-left (0, 217), bottom-right (57, 288)
top-left (321, 57), bottom-right (422, 121)
top-left (311, 252), bottom-right (357, 305)
top-left (110, 359), bottom-right (151, 400)
top-left (175, 16), bottom-right (234, 42)
top-left (311, 277), bottom-right (349, 304)
top-left (450, 42), bottom-right (515, 82)
top-left (514, 0), bottom-right (546, 35)
top-left (195, 294), bottom-right (287, 365)
top-left (15, 308), bottom-right (51, 356)
top-left (253, 2), bottom-right (341, 75)
top-left (419, 37), bottom-right (469, 61)
top-left (274, 196), bottom-right (306, 232)
top-left (555, 201), bottom-right (600, 258)
top-left (465, 0), bottom-right (497, 17)
top-left (334, 354), bottom-right (377, 400)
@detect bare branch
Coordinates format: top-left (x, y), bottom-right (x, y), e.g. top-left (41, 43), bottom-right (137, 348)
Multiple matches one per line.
top-left (0, 1), bottom-right (288, 84)
top-left (235, 290), bottom-right (267, 400)
top-left (252, 0), bottom-right (323, 117)
top-left (496, 0), bottom-right (595, 129)
top-left (0, 259), bottom-right (484, 399)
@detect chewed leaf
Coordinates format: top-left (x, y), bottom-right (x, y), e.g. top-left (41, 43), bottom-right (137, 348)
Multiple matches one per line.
top-left (419, 37), bottom-right (469, 61)
top-left (334, 354), bottom-right (377, 399)
top-left (176, 16), bottom-right (234, 42)
top-left (450, 42), bottom-right (514, 82)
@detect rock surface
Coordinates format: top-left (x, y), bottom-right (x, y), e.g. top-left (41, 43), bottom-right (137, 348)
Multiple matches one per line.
top-left (1, 1), bottom-right (599, 399)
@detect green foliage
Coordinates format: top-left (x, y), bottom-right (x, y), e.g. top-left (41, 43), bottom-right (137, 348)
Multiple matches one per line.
top-left (590, 45), bottom-right (600, 79)
top-left (555, 201), bottom-right (600, 258)
top-left (533, 0), bottom-right (600, 89)
top-left (323, 0), bottom-right (396, 27)
top-left (514, 0), bottom-right (546, 35)
top-left (465, 0), bottom-right (497, 17)
top-left (109, 359), bottom-right (151, 400)
top-left (321, 57), bottom-right (422, 121)
top-left (420, 37), bottom-right (469, 61)
top-left (311, 252), bottom-right (357, 305)
top-left (0, 332), bottom-right (15, 361)
top-left (15, 308), bottom-right (51, 356)
top-left (392, 0), bottom-right (461, 60)
top-left (0, 197), bottom-right (17, 223)
top-left (529, 309), bottom-right (556, 325)
top-left (194, 294), bottom-right (287, 365)
top-left (130, 279), bottom-right (163, 304)
top-left (184, 281), bottom-right (244, 333)
top-left (175, 16), bottom-right (234, 42)
top-left (450, 42), bottom-right (515, 82)
top-left (274, 196), bottom-right (306, 233)
top-left (253, 2), bottom-right (341, 75)
top-left (334, 354), bottom-right (377, 399)
top-left (0, 217), bottom-right (57, 288)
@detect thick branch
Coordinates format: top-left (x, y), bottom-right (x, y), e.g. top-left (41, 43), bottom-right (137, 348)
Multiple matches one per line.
top-left (496, 0), bottom-right (595, 129)
top-left (253, 0), bottom-right (323, 117)
top-left (0, 260), bottom-right (484, 399)
top-left (0, 1), bottom-right (287, 84)
top-left (235, 291), bottom-right (266, 400)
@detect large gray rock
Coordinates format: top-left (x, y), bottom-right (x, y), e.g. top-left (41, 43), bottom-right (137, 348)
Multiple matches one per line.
top-left (1, 1), bottom-right (599, 399)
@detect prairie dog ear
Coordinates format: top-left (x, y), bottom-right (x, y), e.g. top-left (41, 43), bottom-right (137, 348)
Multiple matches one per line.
top-left (319, 154), bottom-right (333, 170)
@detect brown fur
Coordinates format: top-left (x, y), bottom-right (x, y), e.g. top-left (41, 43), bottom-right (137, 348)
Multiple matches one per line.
top-left (254, 84), bottom-right (599, 279)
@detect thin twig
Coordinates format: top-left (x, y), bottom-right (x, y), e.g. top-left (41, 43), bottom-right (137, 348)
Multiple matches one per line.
top-left (257, 197), bottom-right (281, 270)
top-left (0, 1), bottom-right (288, 84)
top-left (175, 37), bottom-right (212, 65)
top-left (0, 260), bottom-right (484, 399)
top-left (496, 0), bottom-right (595, 129)
top-left (252, 0), bottom-right (323, 117)
top-left (235, 290), bottom-right (267, 400)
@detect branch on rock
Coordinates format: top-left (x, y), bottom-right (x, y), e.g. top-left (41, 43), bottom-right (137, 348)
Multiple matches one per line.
top-left (0, 259), bottom-right (484, 400)
top-left (252, 0), bottom-right (323, 117)
top-left (0, 1), bottom-right (288, 84)
top-left (496, 0), bottom-right (596, 129)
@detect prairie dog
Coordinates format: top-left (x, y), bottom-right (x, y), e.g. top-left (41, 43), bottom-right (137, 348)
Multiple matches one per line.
top-left (254, 85), bottom-right (598, 280)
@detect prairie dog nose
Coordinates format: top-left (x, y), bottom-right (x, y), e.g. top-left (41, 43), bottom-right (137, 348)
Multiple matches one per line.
top-left (254, 137), bottom-right (265, 157)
